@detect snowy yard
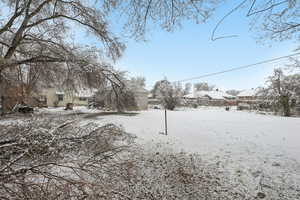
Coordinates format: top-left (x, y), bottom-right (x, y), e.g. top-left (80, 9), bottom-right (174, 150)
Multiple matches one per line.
top-left (87, 107), bottom-right (300, 196)
top-left (91, 108), bottom-right (300, 160)
top-left (1, 107), bottom-right (300, 198)
top-left (3, 107), bottom-right (299, 162)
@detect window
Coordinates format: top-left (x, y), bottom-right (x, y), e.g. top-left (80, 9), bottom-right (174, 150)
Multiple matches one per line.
top-left (57, 94), bottom-right (64, 101)
top-left (79, 97), bottom-right (87, 101)
top-left (39, 95), bottom-right (46, 102)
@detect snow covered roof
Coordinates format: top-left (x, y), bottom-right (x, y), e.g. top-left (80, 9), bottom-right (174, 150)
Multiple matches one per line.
top-left (183, 93), bottom-right (196, 99)
top-left (198, 91), bottom-right (222, 100)
top-left (76, 89), bottom-right (97, 98)
top-left (55, 91), bottom-right (64, 95)
top-left (184, 90), bottom-right (235, 100)
top-left (237, 89), bottom-right (259, 97)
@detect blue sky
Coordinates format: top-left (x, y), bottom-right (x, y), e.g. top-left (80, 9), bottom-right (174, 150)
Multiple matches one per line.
top-left (76, 1), bottom-right (298, 91)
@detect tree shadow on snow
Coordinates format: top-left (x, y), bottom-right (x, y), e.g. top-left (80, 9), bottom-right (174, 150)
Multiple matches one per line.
top-left (83, 112), bottom-right (139, 119)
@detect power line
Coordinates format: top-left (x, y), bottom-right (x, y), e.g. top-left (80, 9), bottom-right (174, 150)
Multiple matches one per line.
top-left (175, 52), bottom-right (300, 83)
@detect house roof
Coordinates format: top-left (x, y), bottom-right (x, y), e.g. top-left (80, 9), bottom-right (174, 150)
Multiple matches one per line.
top-left (76, 89), bottom-right (97, 98)
top-left (148, 93), bottom-right (154, 98)
top-left (237, 89), bottom-right (259, 97)
top-left (198, 90), bottom-right (235, 100)
top-left (183, 93), bottom-right (196, 99)
top-left (54, 88), bottom-right (96, 98)
top-left (55, 91), bottom-right (65, 95)
top-left (184, 90), bottom-right (235, 100)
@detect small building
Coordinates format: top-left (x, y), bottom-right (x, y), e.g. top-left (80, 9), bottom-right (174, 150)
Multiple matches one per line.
top-left (41, 88), bottom-right (95, 107)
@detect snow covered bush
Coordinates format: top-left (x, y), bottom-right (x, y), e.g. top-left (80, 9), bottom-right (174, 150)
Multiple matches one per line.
top-left (155, 79), bottom-right (182, 110)
top-left (0, 117), bottom-right (134, 200)
top-left (260, 69), bottom-right (300, 116)
top-left (96, 83), bottom-right (138, 111)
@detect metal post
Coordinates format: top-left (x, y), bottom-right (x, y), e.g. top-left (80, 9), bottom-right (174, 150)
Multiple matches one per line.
top-left (164, 109), bottom-right (168, 135)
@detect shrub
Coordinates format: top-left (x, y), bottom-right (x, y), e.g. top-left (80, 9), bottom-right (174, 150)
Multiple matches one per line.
top-left (0, 117), bottom-right (133, 200)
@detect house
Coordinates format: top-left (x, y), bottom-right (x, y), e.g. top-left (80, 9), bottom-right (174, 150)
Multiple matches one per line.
top-left (183, 92), bottom-right (209, 105)
top-left (183, 90), bottom-right (236, 106)
top-left (41, 88), bottom-right (95, 107)
top-left (197, 90), bottom-right (236, 106)
top-left (237, 88), bottom-right (266, 105)
top-left (197, 90), bottom-right (235, 100)
top-left (183, 93), bottom-right (197, 100)
top-left (237, 88), bottom-right (260, 101)
top-left (236, 88), bottom-right (267, 110)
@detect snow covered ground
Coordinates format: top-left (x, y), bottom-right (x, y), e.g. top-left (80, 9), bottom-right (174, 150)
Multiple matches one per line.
top-left (2, 106), bottom-right (299, 163)
top-left (1, 107), bottom-right (300, 197)
top-left (87, 107), bottom-right (300, 195)
top-left (91, 108), bottom-right (300, 160)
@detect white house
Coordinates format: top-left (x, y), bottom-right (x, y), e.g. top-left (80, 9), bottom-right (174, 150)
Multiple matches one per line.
top-left (41, 88), bottom-right (96, 107)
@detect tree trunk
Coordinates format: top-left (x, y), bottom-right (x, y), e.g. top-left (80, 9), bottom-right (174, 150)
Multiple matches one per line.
top-left (280, 95), bottom-right (290, 117)
top-left (1, 96), bottom-right (4, 116)
top-left (296, 96), bottom-right (300, 117)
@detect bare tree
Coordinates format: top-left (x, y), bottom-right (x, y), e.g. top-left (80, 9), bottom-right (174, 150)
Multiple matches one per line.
top-left (246, 0), bottom-right (300, 42)
top-left (226, 89), bottom-right (240, 96)
top-left (194, 82), bottom-right (215, 91)
top-left (0, 0), bottom-right (221, 109)
top-left (0, 0), bottom-right (128, 109)
top-left (155, 79), bottom-right (182, 110)
top-left (0, 0), bottom-right (124, 68)
top-left (0, 0), bottom-right (220, 74)
top-left (94, 71), bottom-right (141, 112)
top-left (261, 68), bottom-right (300, 116)
top-left (212, 0), bottom-right (300, 43)
top-left (129, 76), bottom-right (146, 88)
top-left (100, 86), bottom-right (138, 112)
top-left (103, 0), bottom-right (220, 40)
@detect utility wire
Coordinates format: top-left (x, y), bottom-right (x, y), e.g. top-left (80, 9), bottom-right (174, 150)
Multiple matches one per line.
top-left (175, 52), bottom-right (300, 83)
